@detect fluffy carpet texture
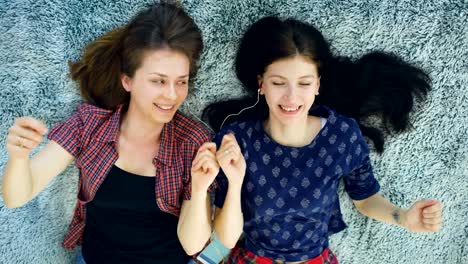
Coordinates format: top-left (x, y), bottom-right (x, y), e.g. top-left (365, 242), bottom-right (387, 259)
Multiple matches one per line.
top-left (0, 0), bottom-right (466, 263)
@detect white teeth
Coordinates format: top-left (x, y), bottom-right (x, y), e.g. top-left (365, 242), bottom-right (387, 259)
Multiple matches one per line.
top-left (155, 104), bottom-right (174, 110)
top-left (280, 105), bottom-right (300, 112)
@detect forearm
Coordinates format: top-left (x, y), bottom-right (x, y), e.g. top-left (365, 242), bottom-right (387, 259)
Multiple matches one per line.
top-left (214, 183), bottom-right (243, 249)
top-left (177, 191), bottom-right (212, 255)
top-left (354, 194), bottom-right (407, 227)
top-left (1, 157), bottom-right (33, 208)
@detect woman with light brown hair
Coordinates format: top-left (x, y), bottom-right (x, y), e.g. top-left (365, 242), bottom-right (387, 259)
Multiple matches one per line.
top-left (2, 2), bottom-right (218, 263)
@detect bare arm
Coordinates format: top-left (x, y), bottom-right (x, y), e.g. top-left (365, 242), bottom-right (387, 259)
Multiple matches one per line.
top-left (213, 134), bottom-right (245, 249)
top-left (353, 193), bottom-right (443, 232)
top-left (177, 193), bottom-right (212, 255)
top-left (353, 193), bottom-right (406, 226)
top-left (177, 142), bottom-right (218, 255)
top-left (2, 117), bottom-right (74, 208)
top-left (213, 183), bottom-right (244, 249)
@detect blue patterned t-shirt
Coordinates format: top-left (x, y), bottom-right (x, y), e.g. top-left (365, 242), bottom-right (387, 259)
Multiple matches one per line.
top-left (214, 105), bottom-right (380, 262)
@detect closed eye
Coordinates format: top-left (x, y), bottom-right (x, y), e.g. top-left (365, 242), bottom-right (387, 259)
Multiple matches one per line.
top-left (272, 82), bottom-right (286, 86)
top-left (152, 79), bottom-right (165, 84)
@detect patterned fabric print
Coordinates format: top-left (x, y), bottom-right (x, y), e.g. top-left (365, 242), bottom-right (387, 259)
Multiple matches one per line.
top-left (48, 103), bottom-right (213, 249)
top-left (214, 105), bottom-right (380, 261)
top-left (227, 244), bottom-right (339, 264)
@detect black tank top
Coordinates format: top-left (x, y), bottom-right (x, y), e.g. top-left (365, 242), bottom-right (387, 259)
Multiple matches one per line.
top-left (82, 165), bottom-right (190, 264)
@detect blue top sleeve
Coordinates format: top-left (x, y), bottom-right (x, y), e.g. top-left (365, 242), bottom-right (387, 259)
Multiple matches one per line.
top-left (343, 126), bottom-right (381, 200)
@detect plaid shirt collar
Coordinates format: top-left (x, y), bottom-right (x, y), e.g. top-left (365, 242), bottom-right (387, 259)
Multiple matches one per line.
top-left (93, 104), bottom-right (176, 167)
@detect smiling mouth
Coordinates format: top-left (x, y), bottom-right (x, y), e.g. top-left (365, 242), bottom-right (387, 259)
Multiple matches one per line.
top-left (279, 105), bottom-right (302, 112)
top-left (154, 103), bottom-right (175, 111)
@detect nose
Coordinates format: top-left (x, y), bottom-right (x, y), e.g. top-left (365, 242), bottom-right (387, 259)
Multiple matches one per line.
top-left (166, 83), bottom-right (177, 100)
top-left (283, 85), bottom-right (297, 100)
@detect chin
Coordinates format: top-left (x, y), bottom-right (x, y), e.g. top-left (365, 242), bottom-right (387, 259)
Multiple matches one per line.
top-left (153, 114), bottom-right (176, 124)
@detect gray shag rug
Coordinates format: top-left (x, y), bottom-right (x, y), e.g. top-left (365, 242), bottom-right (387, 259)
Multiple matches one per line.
top-left (0, 0), bottom-right (466, 263)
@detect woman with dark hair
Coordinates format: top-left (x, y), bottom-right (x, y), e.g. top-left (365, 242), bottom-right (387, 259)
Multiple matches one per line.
top-left (2, 2), bottom-right (218, 263)
top-left (205, 17), bottom-right (443, 263)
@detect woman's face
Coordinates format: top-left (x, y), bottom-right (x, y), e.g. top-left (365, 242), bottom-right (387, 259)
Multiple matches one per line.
top-left (121, 48), bottom-right (190, 124)
top-left (259, 55), bottom-right (320, 127)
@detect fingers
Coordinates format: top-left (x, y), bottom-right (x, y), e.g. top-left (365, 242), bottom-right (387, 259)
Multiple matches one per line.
top-left (5, 142), bottom-right (31, 155)
top-left (192, 146), bottom-right (218, 172)
top-left (423, 209), bottom-right (442, 219)
top-left (422, 212), bottom-right (441, 220)
top-left (15, 117), bottom-right (48, 135)
top-left (423, 223), bottom-right (442, 232)
top-left (412, 199), bottom-right (435, 209)
top-left (216, 146), bottom-right (242, 166)
top-left (192, 153), bottom-right (216, 171)
top-left (422, 202), bottom-right (442, 228)
top-left (8, 125), bottom-right (44, 144)
top-left (217, 134), bottom-right (242, 163)
top-left (193, 134), bottom-right (244, 174)
top-left (420, 201), bottom-right (442, 232)
top-left (199, 158), bottom-right (220, 174)
top-left (422, 217), bottom-right (441, 225)
top-left (198, 142), bottom-right (217, 154)
top-left (422, 201), bottom-right (443, 214)
top-left (6, 135), bottom-right (37, 150)
top-left (6, 118), bottom-right (47, 156)
top-left (220, 133), bottom-right (238, 149)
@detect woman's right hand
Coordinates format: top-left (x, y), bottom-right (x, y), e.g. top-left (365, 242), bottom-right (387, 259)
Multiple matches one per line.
top-left (216, 133), bottom-right (246, 188)
top-left (6, 117), bottom-right (48, 159)
top-left (191, 142), bottom-right (220, 194)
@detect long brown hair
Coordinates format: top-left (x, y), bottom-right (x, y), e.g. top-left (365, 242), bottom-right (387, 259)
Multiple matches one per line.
top-left (69, 2), bottom-right (203, 110)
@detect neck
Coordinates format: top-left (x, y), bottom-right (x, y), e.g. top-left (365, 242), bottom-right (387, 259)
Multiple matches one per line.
top-left (120, 104), bottom-right (164, 144)
top-left (264, 115), bottom-right (316, 147)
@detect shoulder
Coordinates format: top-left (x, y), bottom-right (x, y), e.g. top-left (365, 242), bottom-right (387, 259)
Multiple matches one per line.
top-left (328, 108), bottom-right (370, 157)
top-left (172, 111), bottom-right (213, 145)
top-left (73, 103), bottom-right (115, 124)
top-left (323, 106), bottom-right (362, 137)
top-left (53, 103), bottom-right (114, 129)
top-left (320, 106), bottom-right (369, 155)
top-left (68, 103), bottom-right (120, 142)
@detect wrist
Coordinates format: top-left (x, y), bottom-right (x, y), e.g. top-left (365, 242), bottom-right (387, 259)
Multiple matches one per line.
top-left (392, 208), bottom-right (408, 228)
top-left (227, 179), bottom-right (243, 190)
top-left (191, 190), bottom-right (208, 201)
top-left (9, 156), bottom-right (30, 163)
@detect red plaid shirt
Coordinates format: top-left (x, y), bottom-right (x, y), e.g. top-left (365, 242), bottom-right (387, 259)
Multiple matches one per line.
top-left (48, 103), bottom-right (213, 250)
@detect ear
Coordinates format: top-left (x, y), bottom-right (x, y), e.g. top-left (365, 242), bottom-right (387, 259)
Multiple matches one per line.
top-left (316, 76), bottom-right (321, 95)
top-left (121, 74), bottom-right (132, 92)
top-left (257, 75), bottom-right (264, 94)
top-left (257, 75), bottom-right (263, 88)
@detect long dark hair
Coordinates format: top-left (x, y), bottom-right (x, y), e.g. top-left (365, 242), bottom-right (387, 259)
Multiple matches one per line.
top-left (202, 16), bottom-right (431, 153)
top-left (69, 2), bottom-right (203, 110)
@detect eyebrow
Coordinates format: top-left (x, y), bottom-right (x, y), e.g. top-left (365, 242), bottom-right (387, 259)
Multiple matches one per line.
top-left (267, 74), bottom-right (316, 79)
top-left (149, 72), bottom-right (189, 78)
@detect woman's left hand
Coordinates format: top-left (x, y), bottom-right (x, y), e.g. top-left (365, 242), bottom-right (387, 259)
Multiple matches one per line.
top-left (402, 200), bottom-right (443, 232)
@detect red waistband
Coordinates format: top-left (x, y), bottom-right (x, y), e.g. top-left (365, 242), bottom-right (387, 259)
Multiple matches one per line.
top-left (242, 247), bottom-right (332, 264)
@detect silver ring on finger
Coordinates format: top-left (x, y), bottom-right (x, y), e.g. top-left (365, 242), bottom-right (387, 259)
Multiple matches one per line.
top-left (17, 136), bottom-right (24, 148)
top-left (224, 149), bottom-right (230, 155)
